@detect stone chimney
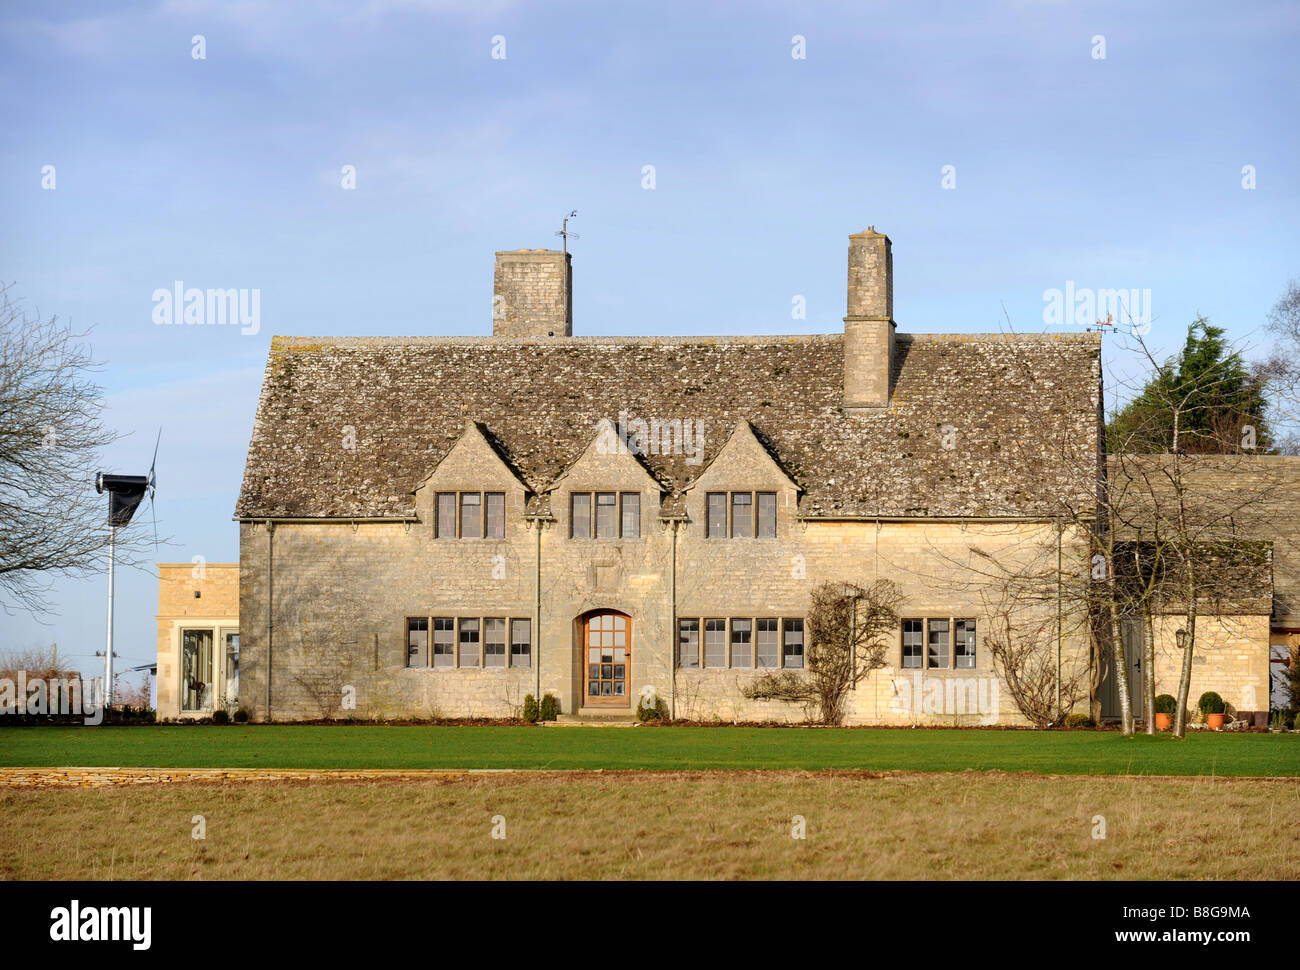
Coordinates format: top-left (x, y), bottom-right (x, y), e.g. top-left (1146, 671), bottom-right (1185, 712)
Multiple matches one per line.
top-left (843, 227), bottom-right (895, 409)
top-left (493, 249), bottom-right (572, 337)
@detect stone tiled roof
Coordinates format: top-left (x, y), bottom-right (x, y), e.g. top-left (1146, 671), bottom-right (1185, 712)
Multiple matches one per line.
top-left (1110, 455), bottom-right (1300, 624)
top-left (235, 331), bottom-right (1102, 521)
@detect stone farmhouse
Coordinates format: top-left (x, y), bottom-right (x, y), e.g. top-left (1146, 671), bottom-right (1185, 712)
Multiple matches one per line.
top-left (211, 229), bottom-right (1293, 725)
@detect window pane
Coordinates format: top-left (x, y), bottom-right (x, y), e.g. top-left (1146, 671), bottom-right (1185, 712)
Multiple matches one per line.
top-left (460, 493), bottom-right (481, 539)
top-left (433, 618), bottom-right (455, 668)
top-left (510, 618), bottom-right (531, 668)
top-left (902, 619), bottom-right (923, 669)
top-left (596, 492), bottom-right (617, 538)
top-left (459, 618), bottom-right (481, 667)
top-left (621, 493), bottom-right (640, 538)
top-left (678, 618), bottom-right (699, 669)
top-left (485, 492), bottom-right (505, 539)
top-left (224, 632), bottom-right (240, 704)
top-left (704, 619), bottom-right (727, 667)
top-left (730, 493), bottom-right (753, 538)
top-left (757, 492), bottom-right (777, 538)
top-left (731, 618), bottom-right (752, 668)
top-left (955, 619), bottom-right (976, 669)
top-left (706, 493), bottom-right (726, 538)
top-left (407, 617), bottom-right (429, 668)
top-left (782, 619), bottom-right (804, 669)
top-left (484, 617), bottom-right (506, 667)
top-left (756, 618), bottom-right (779, 668)
top-left (436, 493), bottom-right (456, 538)
top-left (928, 619), bottom-right (950, 669)
top-left (571, 493), bottom-right (591, 539)
top-left (181, 629), bottom-right (214, 712)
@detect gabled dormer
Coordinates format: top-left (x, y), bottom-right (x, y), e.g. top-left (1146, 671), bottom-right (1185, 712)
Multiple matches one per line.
top-left (412, 419), bottom-right (530, 539)
top-left (683, 419), bottom-right (800, 539)
top-left (549, 418), bottom-right (663, 539)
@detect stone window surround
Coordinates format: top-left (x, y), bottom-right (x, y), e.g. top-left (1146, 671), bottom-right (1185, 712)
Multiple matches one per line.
top-left (704, 491), bottom-right (779, 539)
top-left (434, 491), bottom-right (507, 540)
top-left (403, 615), bottom-right (533, 669)
top-left (899, 616), bottom-right (978, 671)
top-left (676, 615), bottom-right (805, 670)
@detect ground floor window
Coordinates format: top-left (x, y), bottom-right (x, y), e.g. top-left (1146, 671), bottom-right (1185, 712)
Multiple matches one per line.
top-left (407, 615), bottom-right (534, 670)
top-left (181, 629), bottom-right (214, 712)
top-left (223, 631), bottom-right (239, 706)
top-left (902, 617), bottom-right (978, 670)
top-left (675, 616), bottom-right (805, 669)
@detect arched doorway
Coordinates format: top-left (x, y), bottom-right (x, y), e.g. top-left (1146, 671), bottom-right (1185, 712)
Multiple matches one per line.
top-left (582, 611), bottom-right (631, 707)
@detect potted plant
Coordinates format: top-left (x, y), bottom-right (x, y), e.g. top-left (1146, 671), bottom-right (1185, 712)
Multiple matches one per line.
top-left (1154, 694), bottom-right (1177, 731)
top-left (1198, 691), bottom-right (1226, 730)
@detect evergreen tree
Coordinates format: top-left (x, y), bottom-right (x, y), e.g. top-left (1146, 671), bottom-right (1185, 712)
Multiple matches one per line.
top-left (1107, 317), bottom-right (1271, 453)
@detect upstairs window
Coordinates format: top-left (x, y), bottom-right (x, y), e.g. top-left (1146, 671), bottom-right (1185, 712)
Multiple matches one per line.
top-left (436, 491), bottom-right (505, 539)
top-left (705, 491), bottom-right (778, 538)
top-left (596, 492), bottom-right (618, 538)
top-left (757, 492), bottom-right (777, 538)
top-left (621, 493), bottom-right (641, 538)
top-left (436, 493), bottom-right (457, 538)
top-left (570, 491), bottom-right (642, 539)
top-left (706, 493), bottom-right (727, 538)
top-left (730, 492), bottom-right (753, 538)
top-left (485, 492), bottom-right (505, 539)
top-left (459, 493), bottom-right (481, 539)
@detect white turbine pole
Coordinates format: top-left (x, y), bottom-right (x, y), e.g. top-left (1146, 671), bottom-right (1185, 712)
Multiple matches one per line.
top-left (104, 525), bottom-right (115, 709)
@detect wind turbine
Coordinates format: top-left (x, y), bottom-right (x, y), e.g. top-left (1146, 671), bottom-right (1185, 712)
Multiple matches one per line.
top-left (94, 430), bottom-right (159, 708)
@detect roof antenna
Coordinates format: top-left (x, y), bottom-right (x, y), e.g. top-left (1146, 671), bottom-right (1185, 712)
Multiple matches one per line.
top-left (554, 210), bottom-right (579, 254)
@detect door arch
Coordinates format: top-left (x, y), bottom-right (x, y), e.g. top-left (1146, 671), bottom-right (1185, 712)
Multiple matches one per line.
top-left (582, 611), bottom-right (631, 707)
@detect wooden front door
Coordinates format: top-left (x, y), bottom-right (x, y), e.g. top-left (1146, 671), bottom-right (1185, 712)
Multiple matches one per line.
top-left (584, 612), bottom-right (631, 707)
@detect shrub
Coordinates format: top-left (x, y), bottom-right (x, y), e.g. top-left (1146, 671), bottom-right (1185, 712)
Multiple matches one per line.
top-left (233, 709), bottom-right (249, 723)
top-left (1064, 713), bottom-right (1094, 729)
top-left (637, 696), bottom-right (667, 722)
top-left (1198, 691), bottom-right (1225, 716)
top-left (522, 694), bottom-right (540, 722)
top-left (539, 694), bottom-right (559, 721)
top-left (212, 709), bottom-right (229, 725)
top-left (1154, 694), bottom-right (1178, 715)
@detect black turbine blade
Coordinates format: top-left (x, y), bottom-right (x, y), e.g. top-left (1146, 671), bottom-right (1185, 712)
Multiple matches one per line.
top-left (148, 428), bottom-right (161, 489)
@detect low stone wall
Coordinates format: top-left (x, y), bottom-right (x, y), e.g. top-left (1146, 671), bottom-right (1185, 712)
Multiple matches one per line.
top-left (0, 767), bottom-right (476, 789)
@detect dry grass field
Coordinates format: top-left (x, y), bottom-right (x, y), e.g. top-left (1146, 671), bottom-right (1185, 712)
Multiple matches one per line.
top-left (3, 771), bottom-right (1297, 880)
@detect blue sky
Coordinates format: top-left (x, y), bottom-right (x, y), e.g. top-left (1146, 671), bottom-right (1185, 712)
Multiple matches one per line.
top-left (2, 0), bottom-right (1297, 680)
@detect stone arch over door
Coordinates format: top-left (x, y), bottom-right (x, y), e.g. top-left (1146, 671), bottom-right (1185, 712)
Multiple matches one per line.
top-left (577, 609), bottom-right (632, 708)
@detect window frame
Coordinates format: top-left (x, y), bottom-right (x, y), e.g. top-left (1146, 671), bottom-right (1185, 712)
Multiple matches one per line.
top-left (510, 618), bottom-right (532, 669)
top-left (620, 492), bottom-right (641, 539)
top-left (954, 618), bottom-right (976, 669)
top-left (483, 617), bottom-right (507, 668)
top-left (927, 618), bottom-right (951, 670)
top-left (730, 491), bottom-right (754, 538)
top-left (459, 492), bottom-right (483, 539)
top-left (406, 617), bottom-right (429, 668)
top-left (435, 493), bottom-right (457, 539)
top-left (703, 618), bottom-right (727, 667)
top-left (458, 617), bottom-right (481, 668)
top-left (484, 492), bottom-right (506, 539)
top-left (901, 618), bottom-right (924, 669)
top-left (705, 492), bottom-right (727, 538)
top-left (677, 618), bottom-right (700, 669)
top-left (756, 492), bottom-right (777, 538)
top-left (755, 617), bottom-right (779, 668)
top-left (432, 617), bottom-right (455, 668)
top-left (782, 618), bottom-right (804, 669)
top-left (730, 617), bottom-right (753, 668)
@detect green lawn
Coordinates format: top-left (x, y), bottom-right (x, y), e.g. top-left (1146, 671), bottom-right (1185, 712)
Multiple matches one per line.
top-left (0, 725), bottom-right (1297, 775)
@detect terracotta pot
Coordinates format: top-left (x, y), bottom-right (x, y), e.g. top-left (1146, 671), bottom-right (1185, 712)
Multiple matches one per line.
top-left (1155, 713), bottom-right (1173, 730)
top-left (1207, 713), bottom-right (1226, 730)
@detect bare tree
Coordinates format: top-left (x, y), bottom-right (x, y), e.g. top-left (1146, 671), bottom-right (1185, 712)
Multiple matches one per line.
top-left (742, 579), bottom-right (901, 725)
top-left (1259, 279), bottom-right (1300, 454)
top-left (0, 285), bottom-right (118, 614)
